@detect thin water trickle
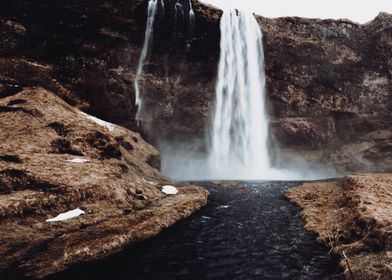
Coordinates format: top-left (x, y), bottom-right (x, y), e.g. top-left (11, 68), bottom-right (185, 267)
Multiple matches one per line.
top-left (134, 0), bottom-right (159, 121)
top-left (134, 0), bottom-right (196, 122)
top-left (188, 0), bottom-right (195, 28)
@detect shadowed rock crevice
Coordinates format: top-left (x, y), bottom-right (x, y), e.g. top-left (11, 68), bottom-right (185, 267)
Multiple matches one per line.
top-left (85, 131), bottom-right (123, 159)
top-left (47, 122), bottom-right (70, 137)
top-left (0, 155), bottom-right (22, 164)
top-left (0, 169), bottom-right (61, 194)
top-left (50, 138), bottom-right (84, 156)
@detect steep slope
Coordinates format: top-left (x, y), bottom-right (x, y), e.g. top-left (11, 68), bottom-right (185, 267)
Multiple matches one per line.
top-left (0, 87), bottom-right (208, 278)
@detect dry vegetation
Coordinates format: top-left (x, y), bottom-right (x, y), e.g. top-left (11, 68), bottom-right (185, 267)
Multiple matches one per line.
top-left (0, 87), bottom-right (208, 278)
top-left (286, 174), bottom-right (392, 279)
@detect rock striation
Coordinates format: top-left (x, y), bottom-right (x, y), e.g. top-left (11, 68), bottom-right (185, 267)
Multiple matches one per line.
top-left (260, 14), bottom-right (392, 173)
top-left (1, 0), bottom-right (391, 173)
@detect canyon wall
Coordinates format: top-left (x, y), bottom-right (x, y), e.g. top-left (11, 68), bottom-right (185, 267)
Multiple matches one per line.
top-left (1, 0), bottom-right (391, 173)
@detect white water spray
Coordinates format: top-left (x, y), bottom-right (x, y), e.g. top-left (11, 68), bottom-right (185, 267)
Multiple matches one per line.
top-left (161, 9), bottom-right (338, 181)
top-left (174, 0), bottom-right (184, 29)
top-left (160, 0), bottom-right (165, 16)
top-left (134, 0), bottom-right (159, 120)
top-left (208, 10), bottom-right (271, 180)
top-left (188, 0), bottom-right (195, 25)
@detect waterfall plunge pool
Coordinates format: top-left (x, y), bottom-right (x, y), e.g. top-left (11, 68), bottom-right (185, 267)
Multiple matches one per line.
top-left (44, 181), bottom-right (342, 280)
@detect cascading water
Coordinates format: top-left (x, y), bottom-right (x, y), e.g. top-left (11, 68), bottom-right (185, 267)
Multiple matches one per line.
top-left (134, 0), bottom-right (195, 121)
top-left (188, 0), bottom-right (195, 29)
top-left (174, 0), bottom-right (183, 29)
top-left (160, 0), bottom-right (165, 16)
top-left (208, 9), bottom-right (271, 180)
top-left (134, 0), bottom-right (159, 121)
top-left (160, 8), bottom-right (336, 181)
top-left (188, 0), bottom-right (195, 20)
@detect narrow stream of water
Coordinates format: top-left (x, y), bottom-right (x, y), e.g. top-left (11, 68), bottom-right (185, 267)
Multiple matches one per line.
top-left (45, 182), bottom-right (341, 280)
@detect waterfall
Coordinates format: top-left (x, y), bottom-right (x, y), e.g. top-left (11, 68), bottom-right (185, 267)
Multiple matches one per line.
top-left (134, 0), bottom-right (159, 121)
top-left (161, 9), bottom-right (334, 181)
top-left (134, 0), bottom-right (195, 121)
top-left (208, 10), bottom-right (271, 180)
top-left (188, 0), bottom-right (195, 27)
top-left (174, 0), bottom-right (183, 29)
top-left (160, 0), bottom-right (165, 16)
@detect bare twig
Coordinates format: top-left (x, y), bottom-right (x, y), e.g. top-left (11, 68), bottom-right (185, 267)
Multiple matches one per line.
top-left (342, 250), bottom-right (355, 280)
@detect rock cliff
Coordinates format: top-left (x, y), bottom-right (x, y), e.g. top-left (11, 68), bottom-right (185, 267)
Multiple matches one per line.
top-left (1, 0), bottom-right (391, 173)
top-left (261, 14), bottom-right (392, 173)
top-left (1, 0), bottom-right (391, 278)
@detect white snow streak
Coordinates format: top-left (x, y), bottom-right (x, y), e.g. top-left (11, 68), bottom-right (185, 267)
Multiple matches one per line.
top-left (80, 112), bottom-right (116, 131)
top-left (66, 158), bottom-right (91, 163)
top-left (46, 208), bottom-right (85, 222)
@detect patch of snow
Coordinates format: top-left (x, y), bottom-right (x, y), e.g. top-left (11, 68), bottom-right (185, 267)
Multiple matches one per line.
top-left (80, 112), bottom-right (116, 131)
top-left (46, 208), bottom-right (85, 222)
top-left (66, 158), bottom-right (90, 163)
top-left (143, 178), bottom-right (157, 185)
top-left (161, 185), bottom-right (178, 195)
top-left (216, 205), bottom-right (230, 209)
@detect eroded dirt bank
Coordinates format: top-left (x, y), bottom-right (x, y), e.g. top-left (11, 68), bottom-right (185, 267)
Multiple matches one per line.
top-left (286, 174), bottom-right (392, 280)
top-left (0, 88), bottom-right (208, 278)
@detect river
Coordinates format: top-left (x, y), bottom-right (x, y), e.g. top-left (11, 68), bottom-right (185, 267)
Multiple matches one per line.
top-left (45, 181), bottom-right (341, 280)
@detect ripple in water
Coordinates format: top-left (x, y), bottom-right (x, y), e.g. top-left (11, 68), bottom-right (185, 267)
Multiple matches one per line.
top-left (45, 182), bottom-right (342, 280)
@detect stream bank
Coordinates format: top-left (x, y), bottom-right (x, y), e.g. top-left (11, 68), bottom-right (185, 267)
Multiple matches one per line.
top-left (43, 181), bottom-right (342, 280)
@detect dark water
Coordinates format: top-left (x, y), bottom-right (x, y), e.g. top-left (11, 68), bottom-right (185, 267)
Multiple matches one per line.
top-left (46, 181), bottom-right (341, 280)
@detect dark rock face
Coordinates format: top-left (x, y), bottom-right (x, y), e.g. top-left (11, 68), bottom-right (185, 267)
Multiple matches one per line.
top-left (0, 0), bottom-right (221, 138)
top-left (0, 0), bottom-right (391, 173)
top-left (260, 14), bottom-right (392, 172)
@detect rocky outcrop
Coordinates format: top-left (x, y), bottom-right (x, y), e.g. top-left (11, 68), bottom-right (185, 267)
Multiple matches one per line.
top-left (1, 0), bottom-right (391, 173)
top-left (0, 87), bottom-right (208, 278)
top-left (260, 14), bottom-right (392, 173)
top-left (0, 0), bottom-right (221, 137)
top-left (0, 0), bottom-right (392, 173)
top-left (0, 0), bottom-right (391, 277)
top-left (286, 174), bottom-right (392, 280)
